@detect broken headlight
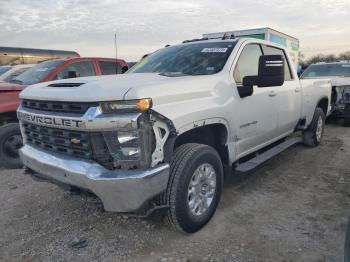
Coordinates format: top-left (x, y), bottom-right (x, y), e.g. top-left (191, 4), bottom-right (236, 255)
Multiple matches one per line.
top-left (103, 130), bottom-right (140, 162)
top-left (102, 112), bottom-right (154, 169)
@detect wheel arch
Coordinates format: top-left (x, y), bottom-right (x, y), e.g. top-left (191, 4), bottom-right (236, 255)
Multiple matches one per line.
top-left (164, 119), bottom-right (231, 165)
top-left (317, 97), bottom-right (329, 116)
top-left (0, 111), bottom-right (19, 126)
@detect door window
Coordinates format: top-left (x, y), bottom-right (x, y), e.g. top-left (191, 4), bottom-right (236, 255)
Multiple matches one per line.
top-left (261, 45), bottom-right (293, 80)
top-left (99, 61), bottom-right (122, 75)
top-left (233, 44), bottom-right (262, 84)
top-left (56, 61), bottom-right (95, 80)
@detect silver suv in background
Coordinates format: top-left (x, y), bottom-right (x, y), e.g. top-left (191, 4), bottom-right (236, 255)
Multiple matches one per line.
top-left (301, 61), bottom-right (350, 126)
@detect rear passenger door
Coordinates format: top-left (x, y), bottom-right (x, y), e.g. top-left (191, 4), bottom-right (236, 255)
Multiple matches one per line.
top-left (261, 45), bottom-right (301, 135)
top-left (56, 61), bottom-right (96, 80)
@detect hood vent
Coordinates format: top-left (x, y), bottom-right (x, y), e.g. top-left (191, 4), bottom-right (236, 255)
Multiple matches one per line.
top-left (48, 82), bottom-right (84, 87)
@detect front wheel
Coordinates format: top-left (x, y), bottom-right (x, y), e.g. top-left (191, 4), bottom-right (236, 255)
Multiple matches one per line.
top-left (302, 107), bottom-right (326, 147)
top-left (0, 123), bottom-right (23, 169)
top-left (164, 143), bottom-right (223, 233)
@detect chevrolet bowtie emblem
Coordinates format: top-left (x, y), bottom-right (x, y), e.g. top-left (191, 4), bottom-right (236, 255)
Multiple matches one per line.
top-left (71, 138), bottom-right (81, 144)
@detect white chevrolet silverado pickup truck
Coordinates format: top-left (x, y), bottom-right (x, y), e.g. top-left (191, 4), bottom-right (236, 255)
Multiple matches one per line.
top-left (17, 37), bottom-right (331, 233)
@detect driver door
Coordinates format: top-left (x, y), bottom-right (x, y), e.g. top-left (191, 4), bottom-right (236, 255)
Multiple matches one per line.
top-left (231, 43), bottom-right (279, 159)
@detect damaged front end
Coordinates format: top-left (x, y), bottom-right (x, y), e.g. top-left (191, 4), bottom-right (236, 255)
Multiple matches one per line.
top-left (18, 99), bottom-right (177, 213)
top-left (102, 110), bottom-right (175, 170)
top-left (331, 85), bottom-right (350, 121)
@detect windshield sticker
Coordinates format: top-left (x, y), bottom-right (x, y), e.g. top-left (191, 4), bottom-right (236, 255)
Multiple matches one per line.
top-left (206, 67), bottom-right (215, 71)
top-left (342, 65), bottom-right (350, 67)
top-left (201, 48), bottom-right (228, 53)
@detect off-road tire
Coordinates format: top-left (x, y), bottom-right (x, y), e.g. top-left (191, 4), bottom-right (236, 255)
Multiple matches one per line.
top-left (164, 143), bottom-right (223, 233)
top-left (302, 107), bottom-right (325, 147)
top-left (0, 123), bottom-right (23, 169)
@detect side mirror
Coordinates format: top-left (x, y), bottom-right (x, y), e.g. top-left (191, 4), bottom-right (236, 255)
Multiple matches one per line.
top-left (237, 82), bottom-right (254, 98)
top-left (67, 70), bottom-right (77, 79)
top-left (245, 55), bottom-right (285, 88)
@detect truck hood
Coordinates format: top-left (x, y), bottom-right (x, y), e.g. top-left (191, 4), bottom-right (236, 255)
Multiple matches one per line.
top-left (20, 74), bottom-right (172, 101)
top-left (0, 82), bottom-right (26, 92)
top-left (19, 73), bottom-right (221, 104)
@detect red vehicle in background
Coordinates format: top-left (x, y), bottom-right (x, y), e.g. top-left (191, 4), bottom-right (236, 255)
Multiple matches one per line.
top-left (0, 57), bottom-right (128, 169)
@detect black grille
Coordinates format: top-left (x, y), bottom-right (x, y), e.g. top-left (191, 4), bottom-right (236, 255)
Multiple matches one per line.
top-left (22, 99), bottom-right (98, 114)
top-left (23, 123), bottom-right (114, 169)
top-left (23, 123), bottom-right (92, 159)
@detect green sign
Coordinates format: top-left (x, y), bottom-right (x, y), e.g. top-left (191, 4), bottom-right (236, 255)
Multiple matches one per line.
top-left (237, 33), bottom-right (265, 40)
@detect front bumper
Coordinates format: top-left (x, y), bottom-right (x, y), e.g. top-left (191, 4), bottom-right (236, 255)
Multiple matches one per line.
top-left (20, 144), bottom-right (169, 212)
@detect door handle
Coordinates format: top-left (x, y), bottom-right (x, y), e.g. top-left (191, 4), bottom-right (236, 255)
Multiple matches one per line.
top-left (295, 88), bottom-right (301, 93)
top-left (268, 91), bottom-right (277, 97)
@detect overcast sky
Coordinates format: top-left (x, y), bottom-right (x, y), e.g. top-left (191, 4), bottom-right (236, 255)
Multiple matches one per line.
top-left (1, 0), bottom-right (349, 61)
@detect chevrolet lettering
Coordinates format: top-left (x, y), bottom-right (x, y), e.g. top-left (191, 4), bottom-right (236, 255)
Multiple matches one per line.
top-left (17, 111), bottom-right (83, 128)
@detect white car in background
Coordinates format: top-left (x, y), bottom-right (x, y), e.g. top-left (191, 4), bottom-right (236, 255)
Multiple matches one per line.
top-left (0, 64), bottom-right (35, 83)
top-left (0, 65), bottom-right (12, 76)
top-left (301, 61), bottom-right (350, 126)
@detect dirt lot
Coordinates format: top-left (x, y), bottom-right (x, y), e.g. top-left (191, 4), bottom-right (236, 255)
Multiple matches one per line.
top-left (0, 124), bottom-right (349, 262)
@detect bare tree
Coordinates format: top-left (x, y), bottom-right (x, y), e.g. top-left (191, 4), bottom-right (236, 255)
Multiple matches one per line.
top-left (302, 51), bottom-right (350, 68)
top-left (338, 51), bottom-right (350, 61)
top-left (307, 54), bottom-right (327, 65)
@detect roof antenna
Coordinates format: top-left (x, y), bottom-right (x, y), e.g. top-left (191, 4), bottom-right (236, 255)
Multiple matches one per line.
top-left (114, 33), bottom-right (118, 76)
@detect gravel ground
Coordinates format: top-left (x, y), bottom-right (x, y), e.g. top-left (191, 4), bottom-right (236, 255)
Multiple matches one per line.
top-left (0, 124), bottom-right (349, 262)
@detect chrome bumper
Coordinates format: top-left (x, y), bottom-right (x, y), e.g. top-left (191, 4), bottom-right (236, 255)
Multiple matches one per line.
top-left (20, 145), bottom-right (169, 212)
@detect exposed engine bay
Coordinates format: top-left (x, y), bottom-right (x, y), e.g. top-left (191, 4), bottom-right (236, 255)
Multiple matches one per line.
top-left (331, 84), bottom-right (350, 126)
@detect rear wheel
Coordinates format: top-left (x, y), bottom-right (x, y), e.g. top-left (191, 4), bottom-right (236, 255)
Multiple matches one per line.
top-left (0, 123), bottom-right (23, 169)
top-left (302, 107), bottom-right (325, 147)
top-left (164, 143), bottom-right (223, 233)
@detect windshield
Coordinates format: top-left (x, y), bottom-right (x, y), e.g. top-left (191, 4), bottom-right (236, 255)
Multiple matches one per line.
top-left (0, 66), bottom-right (12, 76)
top-left (301, 63), bottom-right (350, 78)
top-left (3, 67), bottom-right (31, 82)
top-left (11, 60), bottom-right (64, 85)
top-left (129, 41), bottom-right (236, 76)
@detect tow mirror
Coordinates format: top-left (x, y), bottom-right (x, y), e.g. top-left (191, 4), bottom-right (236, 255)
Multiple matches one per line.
top-left (244, 55), bottom-right (285, 88)
top-left (67, 70), bottom-right (77, 79)
top-left (237, 82), bottom-right (254, 98)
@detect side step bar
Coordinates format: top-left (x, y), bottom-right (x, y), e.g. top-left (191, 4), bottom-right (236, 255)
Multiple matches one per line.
top-left (234, 137), bottom-right (302, 173)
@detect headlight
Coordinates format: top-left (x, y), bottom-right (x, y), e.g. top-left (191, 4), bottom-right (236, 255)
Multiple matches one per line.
top-left (103, 130), bottom-right (140, 161)
top-left (100, 113), bottom-right (155, 169)
top-left (100, 99), bottom-right (152, 114)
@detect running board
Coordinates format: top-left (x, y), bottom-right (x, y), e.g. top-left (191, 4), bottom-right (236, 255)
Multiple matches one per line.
top-left (234, 137), bottom-right (302, 173)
